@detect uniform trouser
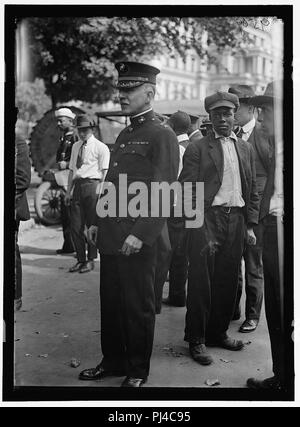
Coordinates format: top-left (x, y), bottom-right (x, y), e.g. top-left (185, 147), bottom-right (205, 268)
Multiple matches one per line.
top-left (70, 179), bottom-right (98, 263)
top-left (99, 243), bottom-right (157, 379)
top-left (15, 220), bottom-right (22, 300)
top-left (234, 221), bottom-right (264, 321)
top-left (167, 223), bottom-right (189, 305)
top-left (185, 207), bottom-right (245, 344)
top-left (262, 215), bottom-right (285, 383)
top-left (60, 194), bottom-right (74, 252)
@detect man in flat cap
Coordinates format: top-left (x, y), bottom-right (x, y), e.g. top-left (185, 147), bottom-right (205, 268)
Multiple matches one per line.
top-left (65, 115), bottom-right (110, 273)
top-left (179, 91), bottom-right (259, 366)
top-left (79, 61), bottom-right (179, 387)
top-left (247, 82), bottom-right (289, 391)
top-left (54, 107), bottom-right (78, 254)
top-left (228, 85), bottom-right (271, 333)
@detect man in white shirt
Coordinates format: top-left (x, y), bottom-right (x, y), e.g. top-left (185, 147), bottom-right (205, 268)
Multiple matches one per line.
top-left (228, 85), bottom-right (270, 333)
top-left (66, 115), bottom-right (110, 273)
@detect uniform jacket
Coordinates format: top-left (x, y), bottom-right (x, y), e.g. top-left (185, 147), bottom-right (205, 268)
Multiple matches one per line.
top-left (179, 131), bottom-right (259, 226)
top-left (56, 130), bottom-right (78, 164)
top-left (247, 125), bottom-right (274, 203)
top-left (15, 136), bottom-right (31, 221)
top-left (96, 109), bottom-right (179, 254)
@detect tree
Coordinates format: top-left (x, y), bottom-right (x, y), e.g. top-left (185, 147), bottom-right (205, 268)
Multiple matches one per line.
top-left (15, 78), bottom-right (52, 123)
top-left (23, 17), bottom-right (251, 107)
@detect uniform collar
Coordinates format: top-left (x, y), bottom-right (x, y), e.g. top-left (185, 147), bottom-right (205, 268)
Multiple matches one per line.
top-left (130, 108), bottom-right (155, 127)
top-left (242, 117), bottom-right (256, 134)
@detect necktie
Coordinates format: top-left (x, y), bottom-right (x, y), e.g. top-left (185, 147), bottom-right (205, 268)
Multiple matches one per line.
top-left (76, 142), bottom-right (86, 169)
top-left (235, 127), bottom-right (245, 138)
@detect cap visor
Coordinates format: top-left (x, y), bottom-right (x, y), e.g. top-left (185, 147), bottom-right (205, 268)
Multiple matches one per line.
top-left (209, 100), bottom-right (236, 110)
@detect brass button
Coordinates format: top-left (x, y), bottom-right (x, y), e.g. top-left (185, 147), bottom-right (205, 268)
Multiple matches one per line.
top-left (120, 144), bottom-right (125, 148)
top-left (113, 162), bottom-right (118, 167)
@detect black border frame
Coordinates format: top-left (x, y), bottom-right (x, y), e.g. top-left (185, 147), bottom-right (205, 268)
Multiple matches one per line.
top-left (3, 4), bottom-right (294, 403)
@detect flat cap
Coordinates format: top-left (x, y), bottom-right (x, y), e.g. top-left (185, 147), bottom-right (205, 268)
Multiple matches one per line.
top-left (204, 91), bottom-right (239, 113)
top-left (115, 61), bottom-right (160, 89)
top-left (228, 84), bottom-right (256, 103)
top-left (55, 108), bottom-right (76, 120)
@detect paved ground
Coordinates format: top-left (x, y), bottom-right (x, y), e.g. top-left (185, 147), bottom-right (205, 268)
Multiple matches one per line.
top-left (13, 182), bottom-right (273, 388)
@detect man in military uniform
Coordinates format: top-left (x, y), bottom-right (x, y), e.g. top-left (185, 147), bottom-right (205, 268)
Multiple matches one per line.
top-left (54, 107), bottom-right (78, 254)
top-left (78, 61), bottom-right (179, 387)
top-left (179, 91), bottom-right (259, 366)
top-left (228, 85), bottom-right (271, 333)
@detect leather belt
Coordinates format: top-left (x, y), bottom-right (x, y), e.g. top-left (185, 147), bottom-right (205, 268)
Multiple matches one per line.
top-left (211, 206), bottom-right (242, 214)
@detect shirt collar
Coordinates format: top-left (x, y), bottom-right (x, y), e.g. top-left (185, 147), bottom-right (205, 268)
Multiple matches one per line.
top-left (177, 133), bottom-right (189, 143)
top-left (213, 129), bottom-right (237, 142)
top-left (189, 129), bottom-right (200, 138)
top-left (242, 117), bottom-right (256, 134)
top-left (81, 134), bottom-right (94, 145)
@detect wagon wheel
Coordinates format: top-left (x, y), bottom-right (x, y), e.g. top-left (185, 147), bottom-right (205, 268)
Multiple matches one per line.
top-left (34, 181), bottom-right (65, 225)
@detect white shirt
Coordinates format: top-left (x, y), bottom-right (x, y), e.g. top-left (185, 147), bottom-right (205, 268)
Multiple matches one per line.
top-left (212, 131), bottom-right (245, 207)
top-left (269, 141), bottom-right (284, 216)
top-left (240, 117), bottom-right (256, 141)
top-left (69, 134), bottom-right (110, 180)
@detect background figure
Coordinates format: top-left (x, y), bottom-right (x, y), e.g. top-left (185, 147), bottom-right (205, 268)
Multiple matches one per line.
top-left (180, 91), bottom-right (259, 366)
top-left (79, 61), bottom-right (179, 387)
top-left (159, 110), bottom-right (191, 308)
top-left (228, 85), bottom-right (270, 333)
top-left (66, 115), bottom-right (110, 274)
top-left (15, 118), bottom-right (31, 311)
top-left (247, 82), bottom-right (286, 391)
top-left (187, 113), bottom-right (202, 144)
top-left (55, 107), bottom-right (78, 254)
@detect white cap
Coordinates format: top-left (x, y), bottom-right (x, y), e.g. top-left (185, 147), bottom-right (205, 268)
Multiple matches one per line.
top-left (55, 108), bottom-right (76, 120)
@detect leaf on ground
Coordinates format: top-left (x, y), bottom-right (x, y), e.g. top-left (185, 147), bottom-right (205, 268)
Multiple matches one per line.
top-left (245, 341), bottom-right (252, 345)
top-left (25, 354), bottom-right (32, 357)
top-left (15, 339), bottom-right (21, 342)
top-left (53, 312), bottom-right (61, 315)
top-left (205, 379), bottom-right (220, 386)
top-left (34, 331), bottom-right (40, 334)
top-left (78, 291), bottom-right (85, 293)
top-left (70, 358), bottom-right (81, 368)
top-left (38, 354), bottom-right (49, 358)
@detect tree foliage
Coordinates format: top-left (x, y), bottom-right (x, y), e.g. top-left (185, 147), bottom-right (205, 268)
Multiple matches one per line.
top-left (24, 17), bottom-right (250, 107)
top-left (15, 78), bottom-right (52, 123)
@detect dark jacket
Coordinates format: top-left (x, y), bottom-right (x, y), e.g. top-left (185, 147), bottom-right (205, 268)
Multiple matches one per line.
top-left (179, 131), bottom-right (259, 226)
top-left (248, 125), bottom-right (273, 203)
top-left (56, 130), bottom-right (78, 164)
top-left (15, 136), bottom-right (31, 221)
top-left (95, 109), bottom-right (179, 254)
top-left (188, 129), bottom-right (202, 144)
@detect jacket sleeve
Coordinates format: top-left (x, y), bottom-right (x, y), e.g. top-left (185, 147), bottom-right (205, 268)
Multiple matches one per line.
top-left (130, 126), bottom-right (179, 246)
top-left (15, 138), bottom-right (31, 199)
top-left (247, 143), bottom-right (260, 226)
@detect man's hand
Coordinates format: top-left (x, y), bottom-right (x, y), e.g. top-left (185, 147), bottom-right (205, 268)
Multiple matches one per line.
top-left (87, 225), bottom-right (98, 246)
top-left (120, 234), bottom-right (143, 256)
top-left (247, 228), bottom-right (257, 246)
top-left (58, 161), bottom-right (67, 170)
top-left (65, 193), bottom-right (72, 206)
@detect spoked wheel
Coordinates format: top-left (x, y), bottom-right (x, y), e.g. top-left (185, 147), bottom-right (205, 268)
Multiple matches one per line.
top-left (34, 181), bottom-right (65, 225)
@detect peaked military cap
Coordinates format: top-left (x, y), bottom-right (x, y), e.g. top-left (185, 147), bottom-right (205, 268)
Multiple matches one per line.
top-left (204, 91), bottom-right (239, 113)
top-left (76, 115), bottom-right (93, 129)
top-left (115, 61), bottom-right (160, 89)
top-left (250, 81), bottom-right (283, 106)
top-left (228, 84), bottom-right (256, 103)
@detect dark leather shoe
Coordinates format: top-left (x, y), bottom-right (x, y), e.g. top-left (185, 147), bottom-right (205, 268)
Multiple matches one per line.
top-left (239, 319), bottom-right (258, 333)
top-left (121, 377), bottom-right (147, 387)
top-left (56, 248), bottom-right (75, 255)
top-left (247, 376), bottom-right (283, 390)
top-left (208, 335), bottom-right (244, 351)
top-left (79, 261), bottom-right (94, 273)
top-left (69, 262), bottom-right (85, 273)
top-left (189, 343), bottom-right (213, 365)
top-left (79, 364), bottom-right (125, 381)
top-left (162, 297), bottom-right (186, 307)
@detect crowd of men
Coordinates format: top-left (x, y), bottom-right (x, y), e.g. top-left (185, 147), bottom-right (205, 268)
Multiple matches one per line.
top-left (16, 60), bottom-right (287, 391)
